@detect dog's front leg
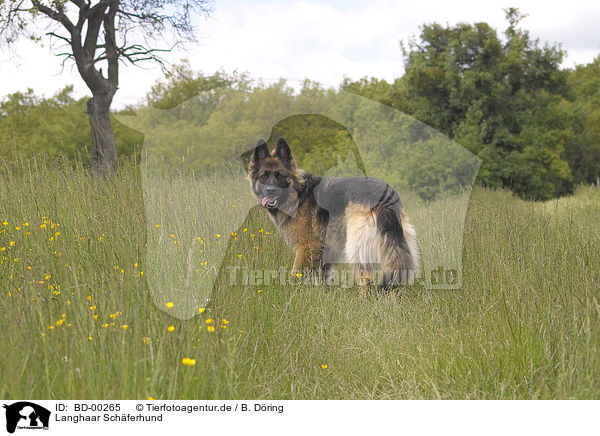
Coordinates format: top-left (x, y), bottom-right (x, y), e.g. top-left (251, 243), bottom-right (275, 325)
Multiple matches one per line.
top-left (291, 246), bottom-right (310, 276)
top-left (291, 242), bottom-right (323, 278)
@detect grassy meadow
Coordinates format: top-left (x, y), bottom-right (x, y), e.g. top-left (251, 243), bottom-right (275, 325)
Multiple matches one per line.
top-left (1, 157), bottom-right (599, 399)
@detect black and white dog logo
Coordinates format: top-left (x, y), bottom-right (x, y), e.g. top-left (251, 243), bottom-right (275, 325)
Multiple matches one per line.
top-left (3, 402), bottom-right (50, 433)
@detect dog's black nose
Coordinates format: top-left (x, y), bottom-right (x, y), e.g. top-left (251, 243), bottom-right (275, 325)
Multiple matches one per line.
top-left (265, 186), bottom-right (277, 196)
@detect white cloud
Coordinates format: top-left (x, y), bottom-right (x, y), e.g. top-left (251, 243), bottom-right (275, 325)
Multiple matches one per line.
top-left (1, 0), bottom-right (598, 108)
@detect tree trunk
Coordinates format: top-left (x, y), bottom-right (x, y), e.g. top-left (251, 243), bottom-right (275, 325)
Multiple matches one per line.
top-left (87, 93), bottom-right (118, 174)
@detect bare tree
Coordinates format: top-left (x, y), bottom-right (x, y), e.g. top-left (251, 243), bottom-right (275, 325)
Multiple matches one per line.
top-left (0, 0), bottom-right (210, 173)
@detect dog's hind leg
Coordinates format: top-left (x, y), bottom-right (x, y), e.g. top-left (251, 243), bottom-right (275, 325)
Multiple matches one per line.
top-left (344, 204), bottom-right (379, 296)
top-left (374, 206), bottom-right (418, 291)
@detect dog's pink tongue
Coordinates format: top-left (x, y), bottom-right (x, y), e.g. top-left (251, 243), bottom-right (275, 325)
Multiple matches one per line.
top-left (262, 196), bottom-right (276, 207)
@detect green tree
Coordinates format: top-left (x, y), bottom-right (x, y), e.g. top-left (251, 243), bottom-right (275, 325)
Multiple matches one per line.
top-left (147, 60), bottom-right (251, 110)
top-left (400, 8), bottom-right (572, 199)
top-left (340, 77), bottom-right (405, 111)
top-left (0, 86), bottom-right (89, 159)
top-left (561, 57), bottom-right (600, 186)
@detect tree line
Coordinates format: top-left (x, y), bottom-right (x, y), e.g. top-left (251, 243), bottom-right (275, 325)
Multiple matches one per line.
top-left (1, 9), bottom-right (599, 200)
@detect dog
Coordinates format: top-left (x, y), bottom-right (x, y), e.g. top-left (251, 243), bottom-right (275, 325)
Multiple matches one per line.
top-left (248, 137), bottom-right (419, 293)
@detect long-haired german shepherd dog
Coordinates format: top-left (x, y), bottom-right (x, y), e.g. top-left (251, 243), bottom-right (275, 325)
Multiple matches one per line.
top-left (248, 137), bottom-right (419, 293)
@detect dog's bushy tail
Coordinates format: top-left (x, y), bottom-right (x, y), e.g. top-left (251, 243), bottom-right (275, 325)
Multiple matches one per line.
top-left (374, 204), bottom-right (419, 290)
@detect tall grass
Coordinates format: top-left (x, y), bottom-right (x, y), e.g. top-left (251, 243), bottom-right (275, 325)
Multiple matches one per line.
top-left (0, 157), bottom-right (599, 399)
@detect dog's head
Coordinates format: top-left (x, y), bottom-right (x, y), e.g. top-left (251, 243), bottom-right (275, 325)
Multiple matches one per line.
top-left (248, 137), bottom-right (304, 213)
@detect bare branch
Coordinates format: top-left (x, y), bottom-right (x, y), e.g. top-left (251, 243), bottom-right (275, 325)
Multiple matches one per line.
top-left (87, 0), bottom-right (111, 15)
top-left (83, 9), bottom-right (105, 58)
top-left (46, 31), bottom-right (72, 45)
top-left (104, 0), bottom-right (119, 86)
top-left (55, 51), bottom-right (75, 60)
top-left (31, 0), bottom-right (75, 33)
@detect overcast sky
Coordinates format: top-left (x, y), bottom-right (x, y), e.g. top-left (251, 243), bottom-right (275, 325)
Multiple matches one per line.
top-left (1, 0), bottom-right (599, 108)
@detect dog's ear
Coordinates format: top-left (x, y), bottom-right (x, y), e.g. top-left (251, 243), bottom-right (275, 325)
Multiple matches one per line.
top-left (251, 139), bottom-right (270, 165)
top-left (275, 137), bottom-right (294, 167)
